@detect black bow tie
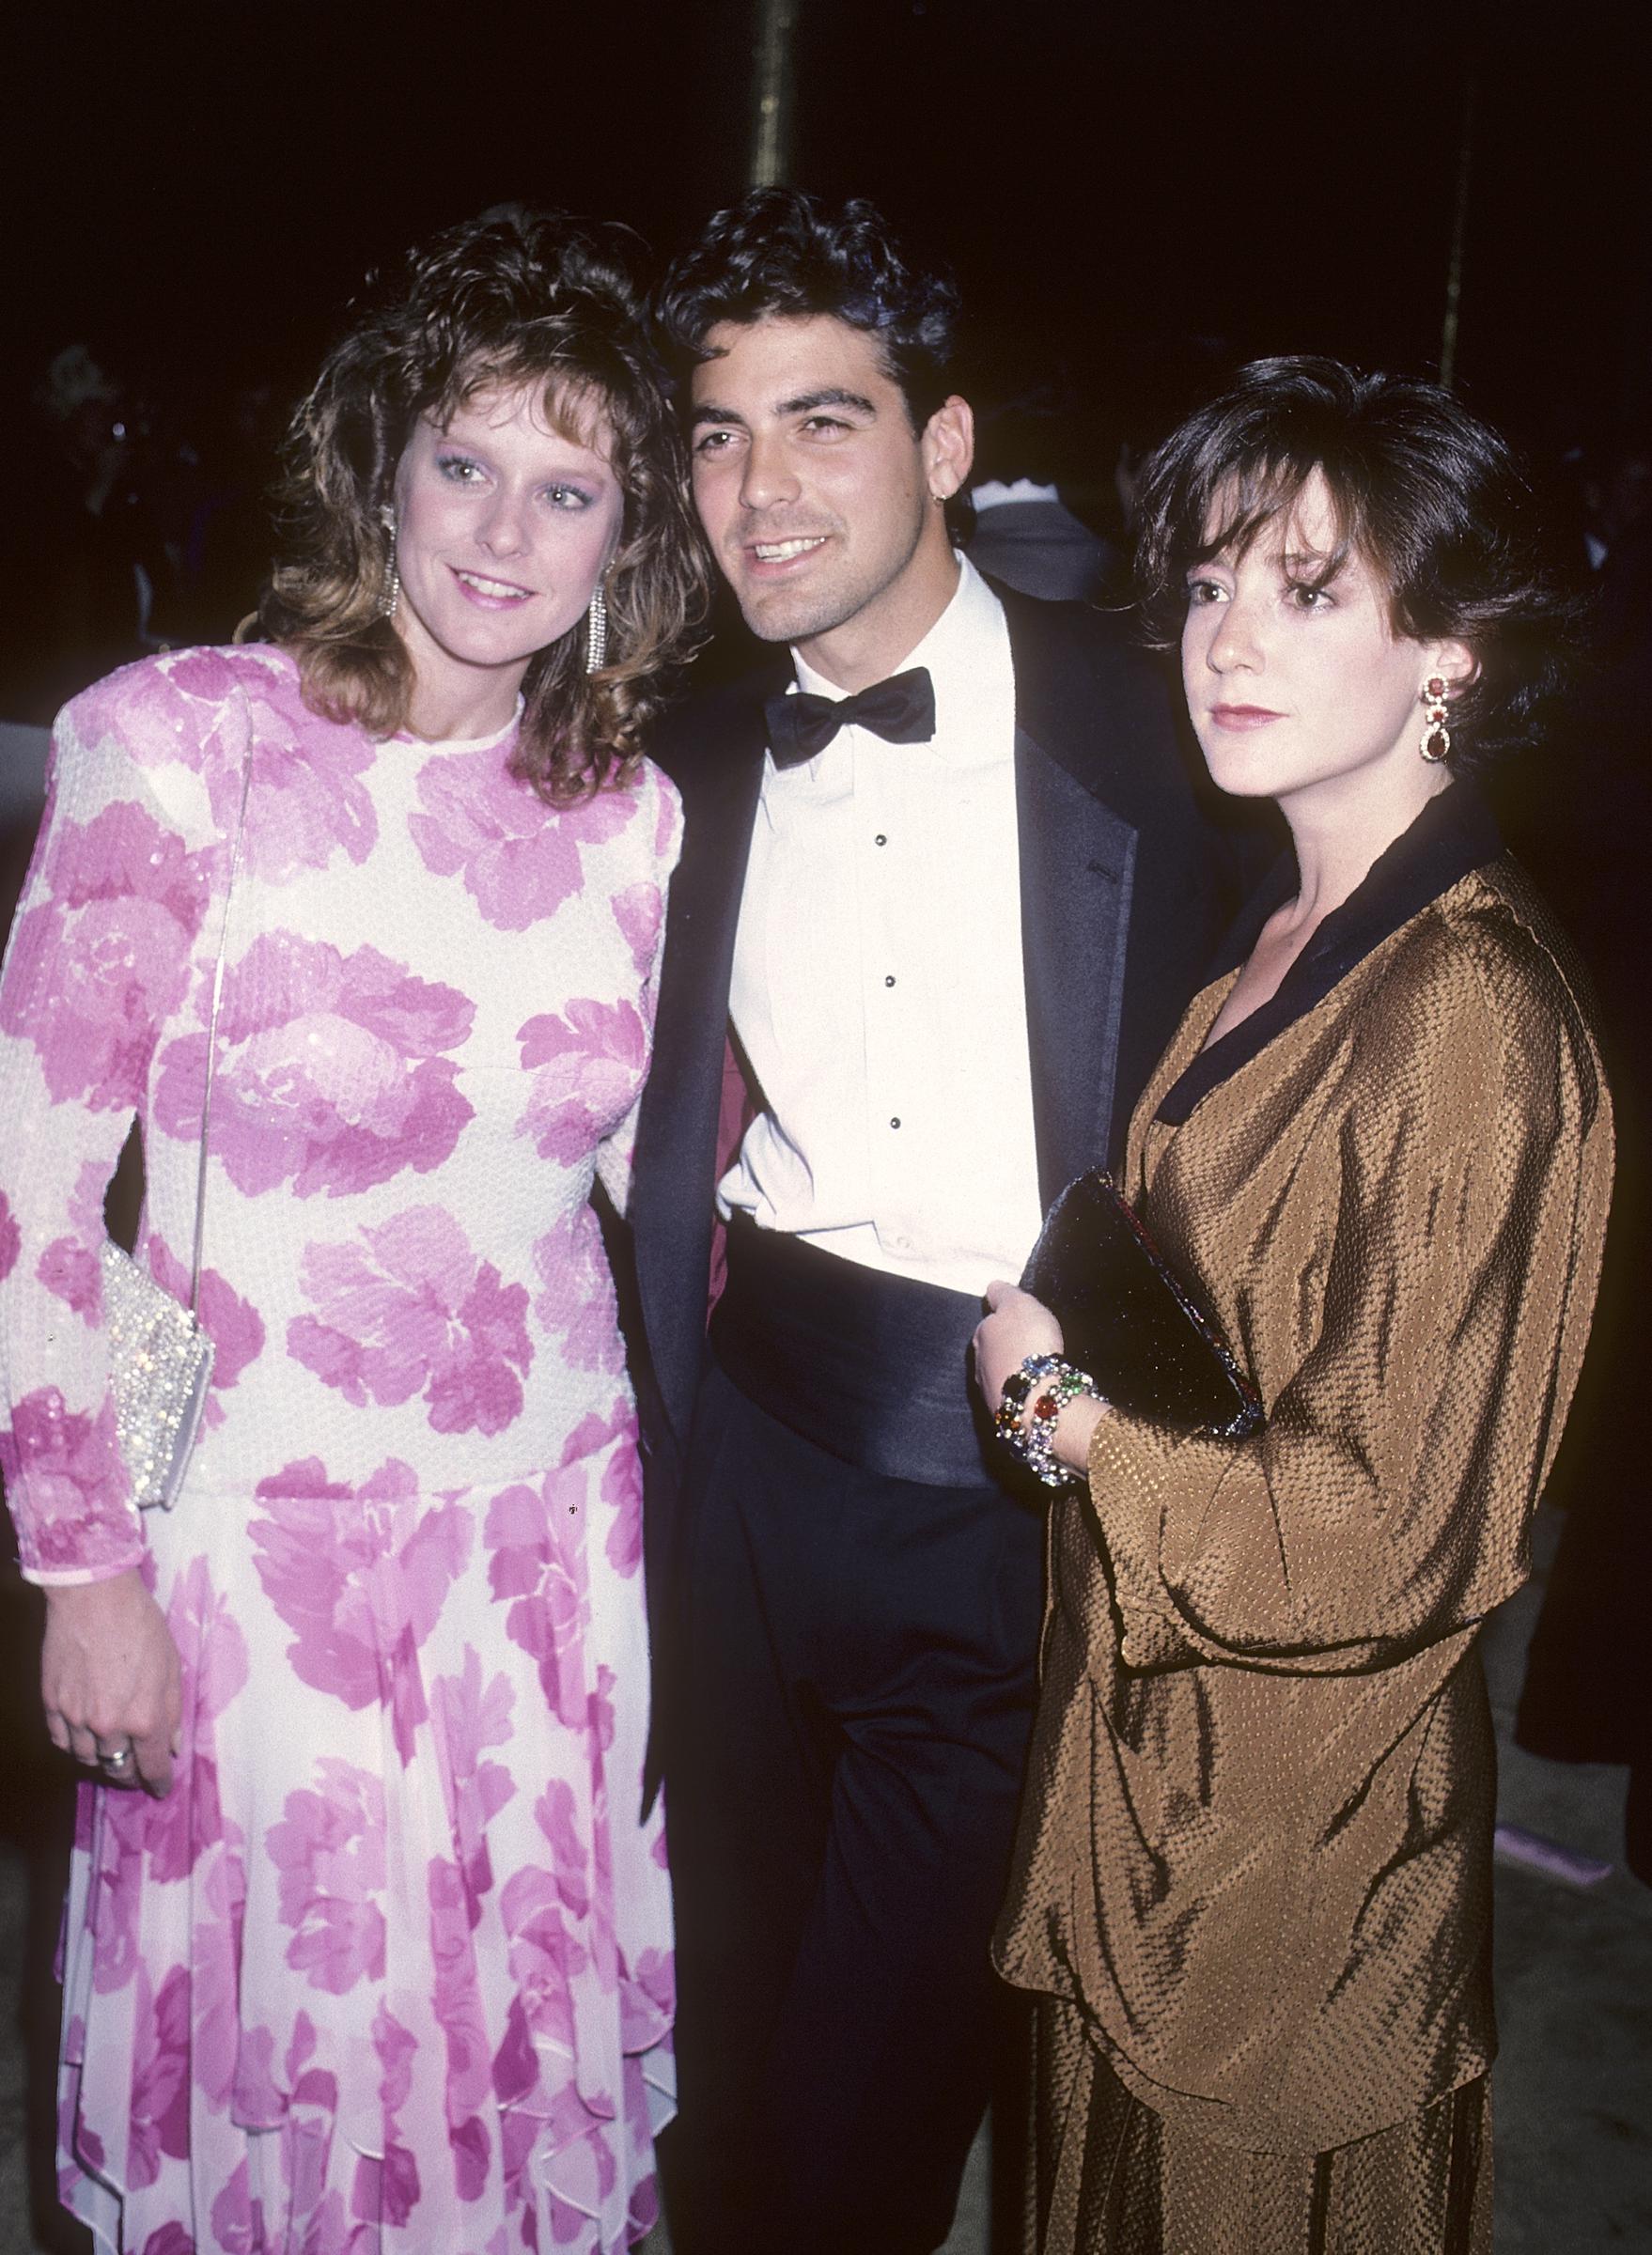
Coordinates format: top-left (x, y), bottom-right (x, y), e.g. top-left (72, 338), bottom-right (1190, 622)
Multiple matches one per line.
top-left (763, 666), bottom-right (937, 770)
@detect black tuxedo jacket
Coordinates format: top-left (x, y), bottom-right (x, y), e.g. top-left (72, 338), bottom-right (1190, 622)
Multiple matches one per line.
top-left (626, 584), bottom-right (1240, 1523)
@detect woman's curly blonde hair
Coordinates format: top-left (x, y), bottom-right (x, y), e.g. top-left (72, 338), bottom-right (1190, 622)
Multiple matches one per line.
top-left (257, 207), bottom-right (709, 802)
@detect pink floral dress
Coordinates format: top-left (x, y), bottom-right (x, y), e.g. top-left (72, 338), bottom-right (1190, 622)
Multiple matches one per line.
top-left (0, 645), bottom-right (680, 2254)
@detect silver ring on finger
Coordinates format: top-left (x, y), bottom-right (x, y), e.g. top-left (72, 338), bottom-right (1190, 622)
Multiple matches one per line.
top-left (100, 1746), bottom-right (133, 1774)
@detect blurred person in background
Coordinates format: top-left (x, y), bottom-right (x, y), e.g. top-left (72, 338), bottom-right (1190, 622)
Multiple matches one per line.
top-left (0, 347), bottom-right (164, 726)
top-left (963, 344), bottom-right (1122, 604)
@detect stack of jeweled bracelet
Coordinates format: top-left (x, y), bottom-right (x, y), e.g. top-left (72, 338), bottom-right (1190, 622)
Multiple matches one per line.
top-left (994, 1353), bottom-right (1101, 1487)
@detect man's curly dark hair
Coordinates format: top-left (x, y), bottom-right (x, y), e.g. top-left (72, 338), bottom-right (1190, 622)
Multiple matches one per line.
top-left (655, 189), bottom-right (960, 433)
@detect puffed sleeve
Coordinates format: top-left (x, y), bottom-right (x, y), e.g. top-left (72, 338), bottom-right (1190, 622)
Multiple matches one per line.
top-left (1086, 923), bottom-right (1613, 1676)
top-left (0, 659), bottom-right (228, 1582)
top-left (594, 760), bottom-right (684, 1220)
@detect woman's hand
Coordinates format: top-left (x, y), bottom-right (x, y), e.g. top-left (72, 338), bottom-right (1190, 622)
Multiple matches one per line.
top-left (41, 1571), bottom-right (181, 1796)
top-left (973, 1281), bottom-right (1065, 1414)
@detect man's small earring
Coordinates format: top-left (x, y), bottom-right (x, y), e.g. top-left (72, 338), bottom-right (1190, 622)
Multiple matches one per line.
top-left (1420, 676), bottom-right (1451, 764)
top-left (585, 582), bottom-right (609, 674)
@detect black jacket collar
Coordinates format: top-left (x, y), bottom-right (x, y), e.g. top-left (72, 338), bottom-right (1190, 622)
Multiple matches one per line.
top-left (1157, 780), bottom-right (1505, 1126)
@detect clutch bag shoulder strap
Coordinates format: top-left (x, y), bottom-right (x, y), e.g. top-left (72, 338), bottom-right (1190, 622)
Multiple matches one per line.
top-left (187, 683), bottom-right (256, 1321)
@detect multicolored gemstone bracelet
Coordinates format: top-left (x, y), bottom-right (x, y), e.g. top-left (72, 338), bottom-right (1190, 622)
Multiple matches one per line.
top-left (994, 1353), bottom-right (1102, 1488)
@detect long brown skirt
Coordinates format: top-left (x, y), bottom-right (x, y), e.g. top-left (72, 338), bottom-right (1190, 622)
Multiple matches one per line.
top-left (1027, 1999), bottom-right (1493, 2255)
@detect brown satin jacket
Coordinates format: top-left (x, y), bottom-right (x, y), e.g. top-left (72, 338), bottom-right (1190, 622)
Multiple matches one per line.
top-left (994, 784), bottom-right (1614, 2154)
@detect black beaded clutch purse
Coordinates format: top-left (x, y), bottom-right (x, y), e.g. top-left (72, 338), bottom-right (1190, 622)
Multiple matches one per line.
top-left (1021, 1170), bottom-right (1263, 1439)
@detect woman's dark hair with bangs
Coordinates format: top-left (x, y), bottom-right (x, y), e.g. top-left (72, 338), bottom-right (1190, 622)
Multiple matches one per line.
top-left (655, 188), bottom-right (960, 433)
top-left (257, 207), bottom-right (709, 803)
top-left (1134, 355), bottom-right (1578, 770)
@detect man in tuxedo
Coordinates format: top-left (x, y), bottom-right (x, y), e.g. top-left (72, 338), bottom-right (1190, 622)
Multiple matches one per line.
top-left (631, 191), bottom-right (1231, 2254)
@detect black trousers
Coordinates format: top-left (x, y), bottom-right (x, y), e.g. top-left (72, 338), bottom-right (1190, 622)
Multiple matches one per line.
top-left (662, 1356), bottom-right (1044, 2255)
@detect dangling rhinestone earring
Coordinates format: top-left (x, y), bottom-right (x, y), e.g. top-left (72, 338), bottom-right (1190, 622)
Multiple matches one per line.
top-left (585, 582), bottom-right (609, 674)
top-left (379, 508), bottom-right (400, 623)
top-left (1419, 675), bottom-right (1452, 763)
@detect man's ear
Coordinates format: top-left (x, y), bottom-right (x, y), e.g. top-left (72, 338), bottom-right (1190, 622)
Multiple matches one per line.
top-left (923, 395), bottom-right (974, 502)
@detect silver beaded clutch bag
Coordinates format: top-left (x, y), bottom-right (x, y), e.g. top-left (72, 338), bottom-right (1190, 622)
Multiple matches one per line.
top-left (101, 713), bottom-right (253, 1512)
top-left (99, 1238), bottom-right (213, 1510)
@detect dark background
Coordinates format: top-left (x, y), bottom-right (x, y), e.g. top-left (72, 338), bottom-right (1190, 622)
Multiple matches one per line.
top-left (1, 8), bottom-right (1649, 2245)
top-left (3, 0), bottom-right (1646, 460)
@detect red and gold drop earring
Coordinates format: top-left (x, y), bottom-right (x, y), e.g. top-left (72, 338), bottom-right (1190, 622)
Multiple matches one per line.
top-left (1420, 675), bottom-right (1452, 763)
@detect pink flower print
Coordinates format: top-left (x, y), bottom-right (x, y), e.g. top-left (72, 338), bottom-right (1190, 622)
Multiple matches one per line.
top-left (230, 2009), bottom-right (339, 2135)
top-left (145, 1231), bottom-right (266, 1427)
top-left (656, 770), bottom-right (680, 852)
top-left (68, 1158), bottom-right (107, 1233)
top-left (38, 1163), bottom-right (111, 1318)
top-left (0, 801), bottom-right (210, 1110)
top-left (127, 1964), bottom-right (192, 2188)
top-left (153, 931), bottom-right (474, 1199)
top-left (530, 1207), bottom-right (623, 1376)
top-left (89, 1787), bottom-right (148, 1995)
top-left (251, 1455), bottom-right (472, 1762)
top-left (431, 1645), bottom-right (517, 1902)
top-left (623, 1946), bottom-right (676, 2054)
top-left (139, 2225), bottom-right (198, 2255)
top-left (286, 2008), bottom-right (343, 2116)
top-left (267, 1758), bottom-right (387, 1996)
top-left (286, 2193), bottom-right (360, 2255)
top-left (76, 646), bottom-right (244, 780)
top-left (36, 1162), bottom-right (110, 1320)
top-left (0, 1191), bottom-right (19, 1283)
top-left (600, 1427), bottom-right (645, 1580)
top-left (500, 2087), bottom-right (620, 2247)
top-left (234, 679), bottom-right (377, 885)
top-left (208, 2160), bottom-right (270, 2255)
top-left (516, 998), bottom-right (647, 1165)
top-left (584, 1665), bottom-right (621, 1779)
top-left (163, 647), bottom-right (245, 705)
top-left (77, 648), bottom-right (378, 882)
top-left (409, 741), bottom-right (634, 931)
top-left (535, 1780), bottom-right (592, 1925)
top-left (612, 878), bottom-right (664, 978)
top-left (495, 2094), bottom-right (551, 2234)
top-left (192, 1853), bottom-right (248, 2113)
top-left (37, 1236), bottom-right (101, 1319)
top-left (138, 1554), bottom-right (250, 1883)
top-left (428, 1854), bottom-right (494, 2203)
top-left (628, 2155), bottom-right (663, 2247)
top-left (226, 2024), bottom-right (281, 2130)
top-left (483, 1458), bottom-right (598, 1730)
top-left (556, 2134), bottom-right (623, 2249)
top-left (353, 2141), bottom-right (421, 2233)
top-left (288, 1206), bottom-right (532, 1437)
top-left (499, 1860), bottom-right (590, 2061)
top-left (168, 1550), bottom-right (252, 1731)
top-left (433, 1647), bottom-right (517, 1822)
top-left (0, 1389), bottom-right (131, 1574)
top-left (375, 1999), bottom-right (416, 2108)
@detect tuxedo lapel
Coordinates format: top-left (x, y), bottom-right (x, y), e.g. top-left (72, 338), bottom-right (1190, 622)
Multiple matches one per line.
top-left (633, 681), bottom-right (770, 1448)
top-left (1002, 586), bottom-right (1156, 1199)
top-left (1016, 728), bottom-right (1136, 1203)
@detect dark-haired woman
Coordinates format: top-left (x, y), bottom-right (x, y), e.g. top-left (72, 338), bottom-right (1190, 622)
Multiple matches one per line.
top-left (974, 358), bottom-right (1612, 2253)
top-left (0, 210), bottom-right (705, 2251)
